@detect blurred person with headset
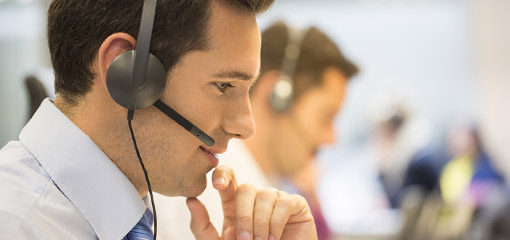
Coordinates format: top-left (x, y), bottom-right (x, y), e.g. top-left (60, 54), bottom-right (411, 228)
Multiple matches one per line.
top-left (440, 121), bottom-right (505, 208)
top-left (157, 21), bottom-right (358, 240)
top-left (0, 1), bottom-right (321, 240)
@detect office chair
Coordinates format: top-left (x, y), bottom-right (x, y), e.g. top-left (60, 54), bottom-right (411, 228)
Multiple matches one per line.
top-left (24, 76), bottom-right (48, 122)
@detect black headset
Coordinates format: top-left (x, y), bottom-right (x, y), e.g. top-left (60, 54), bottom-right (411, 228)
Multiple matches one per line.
top-left (269, 26), bottom-right (309, 112)
top-left (104, 0), bottom-right (216, 238)
top-left (106, 0), bottom-right (215, 147)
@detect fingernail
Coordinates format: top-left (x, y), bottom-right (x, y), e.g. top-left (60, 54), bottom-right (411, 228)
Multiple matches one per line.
top-left (213, 177), bottom-right (226, 185)
top-left (269, 235), bottom-right (275, 240)
top-left (255, 237), bottom-right (262, 240)
top-left (239, 231), bottom-right (252, 240)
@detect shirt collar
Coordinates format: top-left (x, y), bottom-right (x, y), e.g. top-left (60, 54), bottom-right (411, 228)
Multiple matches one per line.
top-left (19, 99), bottom-right (146, 240)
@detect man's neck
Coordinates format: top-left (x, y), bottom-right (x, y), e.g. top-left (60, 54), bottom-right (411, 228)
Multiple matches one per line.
top-left (243, 135), bottom-right (281, 183)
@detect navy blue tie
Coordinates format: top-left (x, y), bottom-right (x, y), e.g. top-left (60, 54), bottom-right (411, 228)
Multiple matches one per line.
top-left (124, 208), bottom-right (154, 240)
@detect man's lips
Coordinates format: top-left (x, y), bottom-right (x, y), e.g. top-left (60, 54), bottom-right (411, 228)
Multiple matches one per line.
top-left (200, 146), bottom-right (219, 166)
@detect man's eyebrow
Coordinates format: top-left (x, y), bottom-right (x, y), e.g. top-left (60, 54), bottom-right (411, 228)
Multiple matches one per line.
top-left (213, 71), bottom-right (257, 81)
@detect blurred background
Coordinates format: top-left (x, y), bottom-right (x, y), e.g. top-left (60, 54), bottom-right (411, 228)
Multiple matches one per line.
top-left (1, 0), bottom-right (509, 239)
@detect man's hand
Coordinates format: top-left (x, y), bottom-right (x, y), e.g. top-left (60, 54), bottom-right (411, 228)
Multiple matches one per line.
top-left (186, 166), bottom-right (318, 240)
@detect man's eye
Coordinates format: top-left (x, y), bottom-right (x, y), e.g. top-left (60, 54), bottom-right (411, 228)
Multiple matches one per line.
top-left (215, 82), bottom-right (234, 93)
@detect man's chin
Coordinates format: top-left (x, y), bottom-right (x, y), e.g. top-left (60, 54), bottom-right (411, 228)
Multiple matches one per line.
top-left (156, 175), bottom-right (207, 198)
top-left (183, 189), bottom-right (205, 198)
top-left (182, 177), bottom-right (208, 198)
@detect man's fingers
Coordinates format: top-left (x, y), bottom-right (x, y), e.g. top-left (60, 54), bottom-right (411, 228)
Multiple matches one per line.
top-left (212, 166), bottom-right (238, 205)
top-left (269, 191), bottom-right (293, 240)
top-left (210, 168), bottom-right (315, 239)
top-left (186, 198), bottom-right (219, 240)
top-left (212, 165), bottom-right (237, 191)
top-left (212, 166), bottom-right (238, 228)
top-left (253, 188), bottom-right (279, 240)
top-left (236, 184), bottom-right (257, 240)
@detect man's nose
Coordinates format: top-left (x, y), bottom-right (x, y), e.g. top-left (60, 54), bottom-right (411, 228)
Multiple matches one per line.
top-left (222, 97), bottom-right (256, 140)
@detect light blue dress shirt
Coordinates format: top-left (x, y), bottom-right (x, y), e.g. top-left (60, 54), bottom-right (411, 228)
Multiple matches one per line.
top-left (0, 99), bottom-right (148, 239)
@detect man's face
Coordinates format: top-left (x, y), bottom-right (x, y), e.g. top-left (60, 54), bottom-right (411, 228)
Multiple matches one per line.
top-left (269, 67), bottom-right (347, 177)
top-left (134, 2), bottom-right (259, 197)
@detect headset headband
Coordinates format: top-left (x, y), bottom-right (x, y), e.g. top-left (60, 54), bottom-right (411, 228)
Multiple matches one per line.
top-left (132, 0), bottom-right (158, 89)
top-left (280, 27), bottom-right (307, 82)
top-left (270, 26), bottom-right (309, 112)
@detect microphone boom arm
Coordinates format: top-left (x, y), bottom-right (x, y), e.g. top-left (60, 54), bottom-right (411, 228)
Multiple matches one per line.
top-left (153, 100), bottom-right (215, 147)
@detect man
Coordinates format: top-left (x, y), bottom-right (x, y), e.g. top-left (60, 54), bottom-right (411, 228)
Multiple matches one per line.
top-left (158, 22), bottom-right (358, 240)
top-left (0, 1), bottom-right (319, 240)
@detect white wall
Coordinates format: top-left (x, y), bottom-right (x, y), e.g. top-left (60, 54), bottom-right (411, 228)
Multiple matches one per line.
top-left (473, 0), bottom-right (510, 180)
top-left (0, 1), bottom-right (50, 146)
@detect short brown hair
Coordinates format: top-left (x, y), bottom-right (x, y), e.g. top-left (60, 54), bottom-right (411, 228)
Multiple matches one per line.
top-left (47, 0), bottom-right (274, 105)
top-left (257, 22), bottom-right (359, 100)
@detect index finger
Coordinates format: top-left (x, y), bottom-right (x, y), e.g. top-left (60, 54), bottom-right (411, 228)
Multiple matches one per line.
top-left (212, 166), bottom-right (238, 226)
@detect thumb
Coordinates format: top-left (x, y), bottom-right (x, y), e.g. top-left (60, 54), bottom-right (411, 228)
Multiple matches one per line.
top-left (186, 198), bottom-right (219, 240)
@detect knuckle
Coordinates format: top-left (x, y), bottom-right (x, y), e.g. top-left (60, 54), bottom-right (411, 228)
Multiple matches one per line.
top-left (253, 218), bottom-right (268, 228)
top-left (236, 214), bottom-right (252, 223)
top-left (293, 194), bottom-right (308, 206)
top-left (278, 195), bottom-right (293, 206)
top-left (292, 194), bottom-right (306, 202)
top-left (270, 218), bottom-right (286, 229)
top-left (238, 183), bottom-right (256, 193)
top-left (258, 188), bottom-right (277, 199)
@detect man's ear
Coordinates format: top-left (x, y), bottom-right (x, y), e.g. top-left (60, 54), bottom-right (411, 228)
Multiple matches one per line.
top-left (96, 33), bottom-right (137, 92)
top-left (251, 70), bottom-right (281, 104)
top-left (250, 70), bottom-right (282, 109)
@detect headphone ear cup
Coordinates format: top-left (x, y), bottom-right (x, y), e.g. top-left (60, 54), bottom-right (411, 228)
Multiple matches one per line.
top-left (269, 76), bottom-right (294, 112)
top-left (106, 50), bottom-right (167, 110)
